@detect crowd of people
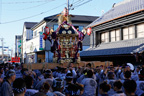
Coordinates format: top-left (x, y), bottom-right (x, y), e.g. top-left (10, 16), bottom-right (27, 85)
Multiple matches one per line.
top-left (0, 62), bottom-right (144, 96)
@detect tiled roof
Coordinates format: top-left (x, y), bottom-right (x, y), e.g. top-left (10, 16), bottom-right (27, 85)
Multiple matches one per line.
top-left (24, 22), bottom-right (37, 29)
top-left (82, 35), bottom-right (90, 46)
top-left (80, 38), bottom-right (144, 57)
top-left (88, 0), bottom-right (144, 27)
top-left (44, 14), bottom-right (98, 23)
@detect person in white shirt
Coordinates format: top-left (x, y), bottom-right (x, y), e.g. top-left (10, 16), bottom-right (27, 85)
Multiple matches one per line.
top-left (81, 70), bottom-right (97, 96)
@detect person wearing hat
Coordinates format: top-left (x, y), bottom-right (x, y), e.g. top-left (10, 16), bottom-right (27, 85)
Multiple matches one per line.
top-left (1, 69), bottom-right (16, 96)
top-left (53, 78), bottom-right (65, 96)
top-left (13, 78), bottom-right (26, 96)
top-left (64, 73), bottom-right (84, 96)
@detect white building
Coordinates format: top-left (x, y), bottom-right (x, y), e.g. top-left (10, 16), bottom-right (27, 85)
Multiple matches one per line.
top-left (22, 14), bottom-right (98, 64)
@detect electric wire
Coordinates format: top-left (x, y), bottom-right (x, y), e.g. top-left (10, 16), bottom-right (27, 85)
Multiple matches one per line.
top-left (2, 0), bottom-right (55, 4)
top-left (0, 3), bottom-right (66, 24)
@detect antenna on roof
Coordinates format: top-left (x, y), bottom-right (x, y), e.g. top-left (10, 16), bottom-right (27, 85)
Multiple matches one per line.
top-left (112, 3), bottom-right (116, 8)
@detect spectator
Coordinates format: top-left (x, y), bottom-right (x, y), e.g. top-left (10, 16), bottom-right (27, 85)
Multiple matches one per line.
top-left (13, 78), bottom-right (26, 96)
top-left (24, 75), bottom-right (38, 96)
top-left (53, 78), bottom-right (65, 96)
top-left (81, 70), bottom-right (97, 96)
top-left (1, 69), bottom-right (16, 96)
top-left (112, 80), bottom-right (126, 96)
top-left (123, 80), bottom-right (137, 96)
top-left (124, 71), bottom-right (131, 81)
top-left (99, 81), bottom-right (111, 96)
top-left (64, 73), bottom-right (83, 96)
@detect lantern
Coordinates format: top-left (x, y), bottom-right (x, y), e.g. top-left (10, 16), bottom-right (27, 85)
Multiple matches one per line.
top-left (87, 27), bottom-right (92, 36)
top-left (43, 33), bottom-right (47, 40)
top-left (45, 26), bottom-right (50, 35)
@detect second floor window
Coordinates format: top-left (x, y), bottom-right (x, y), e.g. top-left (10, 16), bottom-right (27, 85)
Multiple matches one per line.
top-left (137, 23), bottom-right (144, 38)
top-left (123, 26), bottom-right (135, 40)
top-left (101, 32), bottom-right (109, 43)
top-left (53, 24), bottom-right (58, 31)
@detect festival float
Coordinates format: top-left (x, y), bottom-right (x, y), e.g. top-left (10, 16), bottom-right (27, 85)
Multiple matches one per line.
top-left (43, 8), bottom-right (92, 64)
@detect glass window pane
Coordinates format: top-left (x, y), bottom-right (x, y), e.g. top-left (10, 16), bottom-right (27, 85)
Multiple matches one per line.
top-left (111, 30), bottom-right (115, 38)
top-left (116, 37), bottom-right (120, 41)
top-left (79, 26), bottom-right (83, 31)
top-left (116, 29), bottom-right (120, 37)
top-left (123, 27), bottom-right (128, 35)
top-left (129, 26), bottom-right (134, 34)
top-left (111, 38), bottom-right (115, 42)
top-left (129, 34), bottom-right (135, 39)
top-left (124, 35), bottom-right (128, 40)
top-left (138, 32), bottom-right (144, 38)
top-left (137, 23), bottom-right (144, 32)
top-left (53, 24), bottom-right (58, 31)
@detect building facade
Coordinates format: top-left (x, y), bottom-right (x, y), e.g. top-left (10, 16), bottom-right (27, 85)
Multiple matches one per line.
top-left (80, 0), bottom-right (144, 65)
top-left (22, 14), bottom-right (98, 64)
top-left (15, 35), bottom-right (22, 57)
top-left (22, 22), bottom-right (37, 63)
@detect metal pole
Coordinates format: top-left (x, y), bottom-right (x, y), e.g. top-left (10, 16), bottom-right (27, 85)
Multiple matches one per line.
top-left (7, 47), bottom-right (9, 61)
top-left (1, 38), bottom-right (4, 61)
top-left (67, 0), bottom-right (69, 13)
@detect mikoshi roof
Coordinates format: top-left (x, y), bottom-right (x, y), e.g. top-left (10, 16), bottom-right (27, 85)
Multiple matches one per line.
top-left (88, 0), bottom-right (144, 28)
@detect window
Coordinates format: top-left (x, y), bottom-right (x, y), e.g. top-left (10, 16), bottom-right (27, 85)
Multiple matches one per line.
top-left (111, 30), bottom-right (116, 42)
top-left (123, 27), bottom-right (129, 40)
top-left (42, 26), bottom-right (45, 32)
top-left (116, 29), bottom-right (120, 41)
top-left (123, 26), bottom-right (135, 40)
top-left (137, 23), bottom-right (144, 38)
top-left (129, 26), bottom-right (135, 39)
top-left (79, 26), bottom-right (83, 31)
top-left (101, 32), bottom-right (109, 43)
top-left (34, 31), bottom-right (37, 37)
top-left (53, 24), bottom-right (58, 31)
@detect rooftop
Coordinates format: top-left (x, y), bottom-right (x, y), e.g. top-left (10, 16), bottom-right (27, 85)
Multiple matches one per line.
top-left (24, 22), bottom-right (38, 29)
top-left (88, 0), bottom-right (144, 27)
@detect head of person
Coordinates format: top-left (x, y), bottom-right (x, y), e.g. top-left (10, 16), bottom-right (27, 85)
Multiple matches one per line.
top-left (136, 66), bottom-right (141, 72)
top-left (113, 80), bottom-right (123, 91)
top-left (138, 70), bottom-right (144, 80)
top-left (24, 75), bottom-right (33, 89)
top-left (53, 78), bottom-right (64, 92)
top-left (86, 63), bottom-right (91, 69)
top-left (39, 82), bottom-right (50, 94)
top-left (65, 73), bottom-right (73, 83)
top-left (107, 72), bottom-right (115, 79)
top-left (68, 62), bottom-right (74, 68)
top-left (87, 70), bottom-right (93, 78)
top-left (13, 78), bottom-right (26, 96)
top-left (124, 71), bottom-right (131, 79)
top-left (6, 69), bottom-right (16, 83)
top-left (44, 70), bottom-right (52, 79)
top-left (99, 82), bottom-right (111, 94)
top-left (123, 80), bottom-right (136, 95)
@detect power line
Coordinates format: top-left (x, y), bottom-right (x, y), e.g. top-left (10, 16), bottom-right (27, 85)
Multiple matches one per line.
top-left (70, 0), bottom-right (92, 10)
top-left (4, 1), bottom-right (52, 11)
top-left (0, 0), bottom-right (2, 23)
top-left (0, 3), bottom-right (66, 24)
top-left (2, 0), bottom-right (55, 4)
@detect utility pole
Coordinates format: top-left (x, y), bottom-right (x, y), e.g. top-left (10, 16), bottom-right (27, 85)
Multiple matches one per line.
top-left (67, 0), bottom-right (69, 13)
top-left (0, 38), bottom-right (4, 61)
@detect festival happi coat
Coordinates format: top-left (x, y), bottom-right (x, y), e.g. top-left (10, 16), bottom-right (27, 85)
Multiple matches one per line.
top-left (43, 8), bottom-right (92, 63)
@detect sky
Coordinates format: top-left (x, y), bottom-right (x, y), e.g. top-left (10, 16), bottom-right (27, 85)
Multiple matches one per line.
top-left (0, 0), bottom-right (123, 55)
